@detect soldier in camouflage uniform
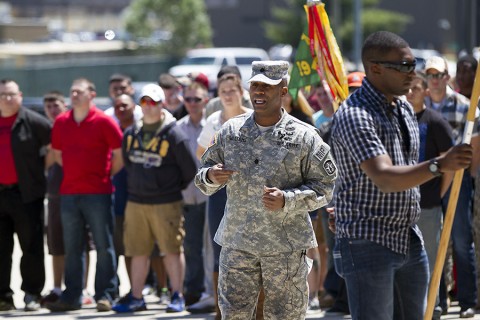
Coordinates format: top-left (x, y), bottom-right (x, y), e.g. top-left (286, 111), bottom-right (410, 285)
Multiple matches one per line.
top-left (195, 61), bottom-right (337, 319)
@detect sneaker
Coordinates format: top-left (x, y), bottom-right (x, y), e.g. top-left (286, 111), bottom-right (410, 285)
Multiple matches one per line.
top-left (325, 306), bottom-right (349, 316)
top-left (24, 293), bottom-right (41, 311)
top-left (0, 297), bottom-right (16, 311)
top-left (40, 290), bottom-right (60, 307)
top-left (319, 292), bottom-right (335, 308)
top-left (96, 299), bottom-right (112, 312)
top-left (166, 291), bottom-right (185, 313)
top-left (433, 306), bottom-right (443, 320)
top-left (307, 296), bottom-right (321, 313)
top-left (82, 290), bottom-right (95, 305)
top-left (142, 284), bottom-right (155, 296)
top-left (158, 287), bottom-right (170, 305)
top-left (45, 299), bottom-right (81, 312)
top-left (112, 293), bottom-right (147, 313)
top-left (186, 293), bottom-right (215, 313)
top-left (460, 307), bottom-right (475, 318)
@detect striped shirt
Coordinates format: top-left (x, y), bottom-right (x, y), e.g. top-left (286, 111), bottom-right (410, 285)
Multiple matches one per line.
top-left (331, 79), bottom-right (421, 254)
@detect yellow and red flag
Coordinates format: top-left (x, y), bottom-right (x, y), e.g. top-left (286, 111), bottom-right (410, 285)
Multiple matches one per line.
top-left (289, 1), bottom-right (348, 110)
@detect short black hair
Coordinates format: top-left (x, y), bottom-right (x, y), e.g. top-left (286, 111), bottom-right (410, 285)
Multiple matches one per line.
top-left (109, 73), bottom-right (132, 84)
top-left (413, 72), bottom-right (428, 89)
top-left (361, 31), bottom-right (410, 66)
top-left (457, 54), bottom-right (478, 71)
top-left (217, 65), bottom-right (241, 79)
top-left (43, 90), bottom-right (65, 103)
top-left (158, 73), bottom-right (178, 89)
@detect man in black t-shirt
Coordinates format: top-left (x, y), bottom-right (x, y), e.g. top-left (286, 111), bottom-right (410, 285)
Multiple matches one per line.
top-left (406, 73), bottom-right (454, 319)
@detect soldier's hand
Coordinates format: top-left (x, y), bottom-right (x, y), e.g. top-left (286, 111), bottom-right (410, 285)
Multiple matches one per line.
top-left (262, 186), bottom-right (285, 211)
top-left (207, 163), bottom-right (235, 184)
top-left (326, 207), bottom-right (336, 233)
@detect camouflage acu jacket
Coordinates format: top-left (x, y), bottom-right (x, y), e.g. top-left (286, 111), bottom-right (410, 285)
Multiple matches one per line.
top-left (195, 111), bottom-right (337, 254)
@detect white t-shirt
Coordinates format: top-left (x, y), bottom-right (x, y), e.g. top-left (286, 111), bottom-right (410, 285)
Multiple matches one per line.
top-left (104, 104), bottom-right (143, 123)
top-left (197, 109), bottom-right (253, 148)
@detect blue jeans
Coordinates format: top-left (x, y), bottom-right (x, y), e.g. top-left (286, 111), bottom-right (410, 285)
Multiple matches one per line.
top-left (416, 207), bottom-right (443, 276)
top-left (416, 206), bottom-right (442, 306)
top-left (61, 194), bottom-right (117, 305)
top-left (442, 171), bottom-right (477, 309)
top-left (183, 202), bottom-right (206, 295)
top-left (208, 187), bottom-right (227, 272)
top-left (334, 230), bottom-right (428, 320)
top-left (320, 206), bottom-right (343, 296)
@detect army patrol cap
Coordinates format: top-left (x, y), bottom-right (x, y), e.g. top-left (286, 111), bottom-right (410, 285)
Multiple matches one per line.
top-left (248, 60), bottom-right (289, 85)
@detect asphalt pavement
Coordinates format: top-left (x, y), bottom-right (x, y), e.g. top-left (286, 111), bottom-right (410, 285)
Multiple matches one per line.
top-left (4, 235), bottom-right (480, 319)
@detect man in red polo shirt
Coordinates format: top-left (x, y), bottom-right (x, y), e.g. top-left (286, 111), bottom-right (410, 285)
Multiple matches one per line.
top-left (46, 78), bottom-right (123, 312)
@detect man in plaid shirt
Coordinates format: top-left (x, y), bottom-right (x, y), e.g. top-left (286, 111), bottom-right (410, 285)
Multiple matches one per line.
top-left (331, 31), bottom-right (473, 320)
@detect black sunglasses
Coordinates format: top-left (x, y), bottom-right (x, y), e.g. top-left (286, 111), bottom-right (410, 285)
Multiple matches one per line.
top-left (184, 97), bottom-right (202, 103)
top-left (426, 73), bottom-right (447, 80)
top-left (371, 59), bottom-right (417, 73)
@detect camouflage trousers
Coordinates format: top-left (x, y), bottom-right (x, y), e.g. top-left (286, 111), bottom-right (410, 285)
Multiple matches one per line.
top-left (218, 247), bottom-right (310, 320)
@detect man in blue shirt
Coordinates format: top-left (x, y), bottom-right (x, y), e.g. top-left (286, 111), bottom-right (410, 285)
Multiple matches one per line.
top-left (331, 31), bottom-right (473, 319)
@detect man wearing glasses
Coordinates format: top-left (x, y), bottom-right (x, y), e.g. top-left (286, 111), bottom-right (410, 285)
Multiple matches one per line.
top-left (331, 31), bottom-right (473, 319)
top-left (0, 79), bottom-right (51, 312)
top-left (424, 56), bottom-right (478, 318)
top-left (113, 84), bottom-right (197, 313)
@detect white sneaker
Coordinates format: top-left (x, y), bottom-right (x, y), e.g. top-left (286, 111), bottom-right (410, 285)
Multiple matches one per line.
top-left (142, 284), bottom-right (155, 296)
top-left (158, 288), bottom-right (170, 305)
top-left (307, 296), bottom-right (321, 313)
top-left (186, 293), bottom-right (215, 313)
top-left (82, 289), bottom-right (95, 305)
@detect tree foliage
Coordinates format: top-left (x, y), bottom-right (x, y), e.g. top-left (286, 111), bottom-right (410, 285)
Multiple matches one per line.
top-left (264, 0), bottom-right (413, 57)
top-left (125, 0), bottom-right (213, 57)
top-left (263, 0), bottom-right (307, 46)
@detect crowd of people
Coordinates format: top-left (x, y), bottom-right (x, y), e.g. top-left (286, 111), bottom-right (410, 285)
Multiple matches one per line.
top-left (0, 29), bottom-right (479, 320)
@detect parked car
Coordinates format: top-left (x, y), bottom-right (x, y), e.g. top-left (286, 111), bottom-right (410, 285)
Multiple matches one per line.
top-left (23, 96), bottom-right (112, 116)
top-left (168, 47), bottom-right (269, 90)
top-left (410, 48), bottom-right (441, 72)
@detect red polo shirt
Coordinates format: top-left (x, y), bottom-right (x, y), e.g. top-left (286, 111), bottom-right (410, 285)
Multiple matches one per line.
top-left (0, 114), bottom-right (18, 184)
top-left (51, 106), bottom-right (123, 194)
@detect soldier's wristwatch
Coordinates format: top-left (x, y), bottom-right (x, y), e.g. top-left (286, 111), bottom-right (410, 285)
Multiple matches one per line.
top-left (428, 159), bottom-right (442, 177)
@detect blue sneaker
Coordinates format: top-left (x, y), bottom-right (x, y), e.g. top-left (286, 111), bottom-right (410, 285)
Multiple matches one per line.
top-left (166, 291), bottom-right (185, 313)
top-left (112, 293), bottom-right (147, 313)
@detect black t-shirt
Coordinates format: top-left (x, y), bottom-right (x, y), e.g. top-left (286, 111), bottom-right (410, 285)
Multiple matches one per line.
top-left (416, 108), bottom-right (454, 208)
top-left (172, 104), bottom-right (188, 120)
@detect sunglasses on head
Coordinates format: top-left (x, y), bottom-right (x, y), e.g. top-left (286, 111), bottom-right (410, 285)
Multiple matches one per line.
top-left (184, 97), bottom-right (202, 103)
top-left (426, 72), bottom-right (447, 80)
top-left (139, 97), bottom-right (158, 107)
top-left (371, 59), bottom-right (417, 73)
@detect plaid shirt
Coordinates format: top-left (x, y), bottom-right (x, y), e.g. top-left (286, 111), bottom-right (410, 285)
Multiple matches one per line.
top-left (424, 86), bottom-right (479, 144)
top-left (331, 79), bottom-right (421, 254)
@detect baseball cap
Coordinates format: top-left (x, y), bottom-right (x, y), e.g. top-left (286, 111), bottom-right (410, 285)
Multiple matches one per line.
top-left (425, 56), bottom-right (448, 74)
top-left (140, 84), bottom-right (165, 102)
top-left (248, 60), bottom-right (289, 85)
top-left (175, 72), bottom-right (209, 90)
top-left (347, 72), bottom-right (365, 88)
top-left (189, 72), bottom-right (209, 89)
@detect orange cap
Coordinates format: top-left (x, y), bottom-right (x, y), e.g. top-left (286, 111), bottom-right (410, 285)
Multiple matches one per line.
top-left (347, 72), bottom-right (366, 88)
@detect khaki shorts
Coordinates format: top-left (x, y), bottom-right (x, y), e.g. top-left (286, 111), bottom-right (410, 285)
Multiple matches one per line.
top-left (124, 200), bottom-right (185, 256)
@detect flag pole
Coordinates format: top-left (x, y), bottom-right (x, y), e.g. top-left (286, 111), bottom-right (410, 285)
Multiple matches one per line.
top-left (424, 59), bottom-right (480, 320)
